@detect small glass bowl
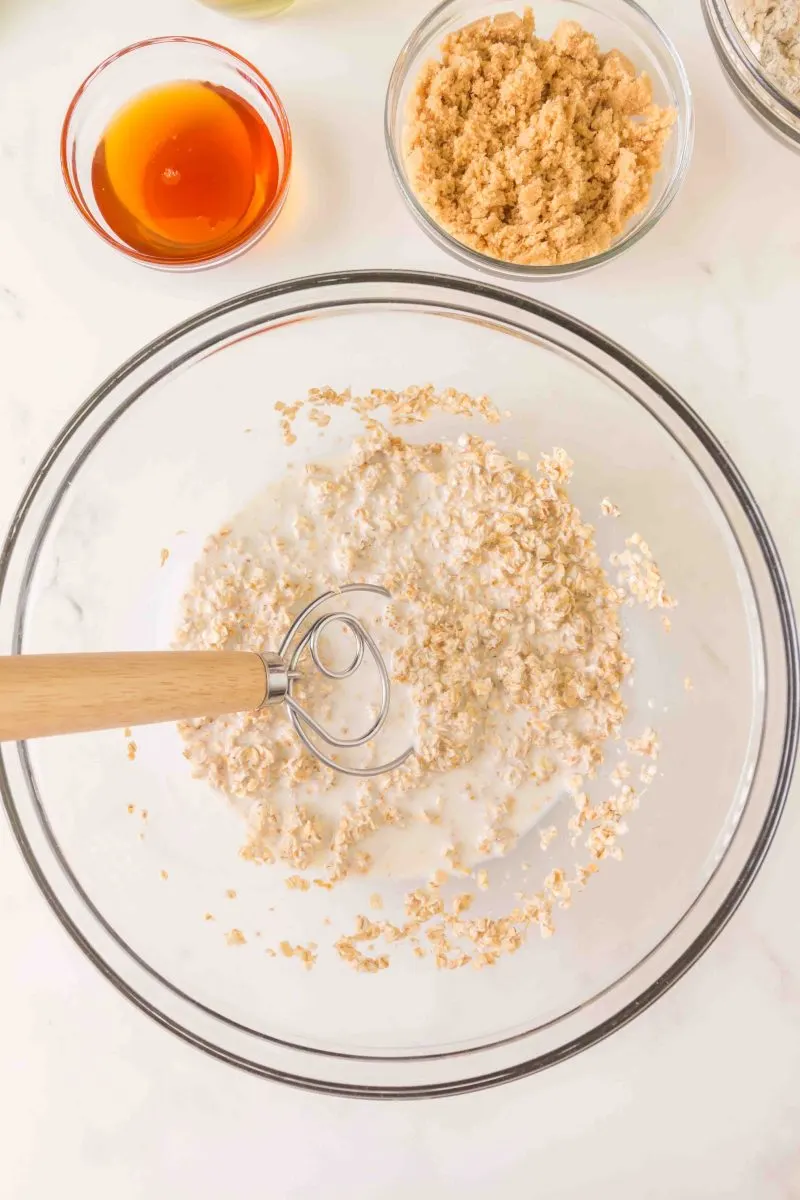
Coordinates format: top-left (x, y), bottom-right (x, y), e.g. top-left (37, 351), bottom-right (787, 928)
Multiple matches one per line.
top-left (385, 0), bottom-right (694, 280)
top-left (195, 0), bottom-right (296, 13)
top-left (61, 37), bottom-right (292, 271)
top-left (702, 0), bottom-right (800, 151)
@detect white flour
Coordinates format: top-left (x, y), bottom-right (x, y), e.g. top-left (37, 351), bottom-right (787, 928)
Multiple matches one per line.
top-left (735, 0), bottom-right (800, 97)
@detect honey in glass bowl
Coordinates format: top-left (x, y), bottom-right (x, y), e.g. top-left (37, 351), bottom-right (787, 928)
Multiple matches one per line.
top-left (91, 80), bottom-right (280, 260)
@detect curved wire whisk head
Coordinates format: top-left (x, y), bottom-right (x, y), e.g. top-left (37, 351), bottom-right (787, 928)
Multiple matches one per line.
top-left (274, 584), bottom-right (414, 779)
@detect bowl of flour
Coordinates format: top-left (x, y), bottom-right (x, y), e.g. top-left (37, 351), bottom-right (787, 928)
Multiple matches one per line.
top-left (703, 0), bottom-right (800, 148)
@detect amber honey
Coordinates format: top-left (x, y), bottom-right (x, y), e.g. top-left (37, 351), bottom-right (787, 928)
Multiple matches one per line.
top-left (91, 80), bottom-right (280, 261)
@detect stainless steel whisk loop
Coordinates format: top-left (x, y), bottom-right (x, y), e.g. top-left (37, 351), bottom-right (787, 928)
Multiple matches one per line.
top-left (259, 584), bottom-right (414, 779)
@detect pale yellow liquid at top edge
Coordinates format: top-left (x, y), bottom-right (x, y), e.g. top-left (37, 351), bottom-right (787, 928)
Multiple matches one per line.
top-left (195, 0), bottom-right (295, 14)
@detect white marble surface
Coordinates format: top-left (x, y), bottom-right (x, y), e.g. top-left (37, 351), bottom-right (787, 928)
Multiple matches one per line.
top-left (1, 0), bottom-right (799, 1195)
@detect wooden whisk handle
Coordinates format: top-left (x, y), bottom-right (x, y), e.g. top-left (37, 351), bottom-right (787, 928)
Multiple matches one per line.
top-left (0, 652), bottom-right (270, 741)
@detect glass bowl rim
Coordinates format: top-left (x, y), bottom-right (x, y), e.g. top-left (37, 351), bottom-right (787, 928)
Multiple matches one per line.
top-left (1, 269), bottom-right (797, 1097)
top-left (384, 0), bottom-right (696, 280)
top-left (60, 35), bottom-right (294, 271)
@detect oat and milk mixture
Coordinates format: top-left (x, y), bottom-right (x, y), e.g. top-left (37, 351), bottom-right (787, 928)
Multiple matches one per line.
top-left (403, 9), bottom-right (676, 267)
top-left (175, 385), bottom-right (674, 972)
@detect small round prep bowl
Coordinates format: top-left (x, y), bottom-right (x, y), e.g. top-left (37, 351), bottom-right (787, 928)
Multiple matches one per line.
top-left (61, 37), bottom-right (292, 271)
top-left (0, 272), bottom-right (796, 1098)
top-left (702, 0), bottom-right (800, 151)
top-left (385, 0), bottom-right (694, 279)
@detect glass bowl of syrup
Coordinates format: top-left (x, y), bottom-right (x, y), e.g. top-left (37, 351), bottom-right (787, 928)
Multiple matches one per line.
top-left (61, 37), bottom-right (292, 270)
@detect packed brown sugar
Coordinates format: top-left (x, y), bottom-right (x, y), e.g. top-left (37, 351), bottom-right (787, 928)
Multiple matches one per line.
top-left (404, 8), bottom-right (676, 266)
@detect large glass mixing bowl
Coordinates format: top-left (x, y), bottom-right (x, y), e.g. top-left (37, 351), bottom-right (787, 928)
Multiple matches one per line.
top-left (0, 272), bottom-right (796, 1097)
